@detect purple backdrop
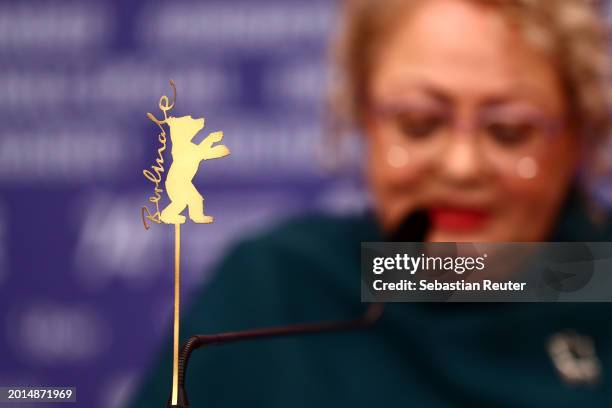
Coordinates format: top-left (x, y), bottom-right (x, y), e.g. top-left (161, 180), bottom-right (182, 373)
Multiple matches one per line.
top-left (0, 1), bottom-right (369, 407)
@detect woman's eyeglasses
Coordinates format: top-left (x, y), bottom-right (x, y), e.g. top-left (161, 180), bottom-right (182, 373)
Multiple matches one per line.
top-left (371, 100), bottom-right (565, 178)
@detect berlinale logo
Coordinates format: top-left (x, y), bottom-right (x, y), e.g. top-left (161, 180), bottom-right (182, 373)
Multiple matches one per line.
top-left (141, 80), bottom-right (230, 229)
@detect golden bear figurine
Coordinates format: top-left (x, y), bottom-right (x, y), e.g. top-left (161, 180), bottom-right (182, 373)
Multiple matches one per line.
top-left (159, 115), bottom-right (230, 224)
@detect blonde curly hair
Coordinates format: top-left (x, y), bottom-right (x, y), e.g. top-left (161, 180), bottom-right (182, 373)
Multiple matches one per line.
top-left (330, 0), bottom-right (611, 177)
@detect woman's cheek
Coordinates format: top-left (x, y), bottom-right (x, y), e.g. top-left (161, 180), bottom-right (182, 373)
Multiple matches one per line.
top-left (497, 175), bottom-right (563, 241)
top-left (367, 140), bottom-right (425, 230)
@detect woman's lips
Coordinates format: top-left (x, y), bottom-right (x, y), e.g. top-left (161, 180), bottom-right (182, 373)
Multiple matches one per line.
top-left (428, 206), bottom-right (491, 232)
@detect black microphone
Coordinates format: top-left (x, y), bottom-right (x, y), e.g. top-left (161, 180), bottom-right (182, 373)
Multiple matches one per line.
top-left (166, 209), bottom-right (430, 408)
top-left (387, 208), bottom-right (429, 242)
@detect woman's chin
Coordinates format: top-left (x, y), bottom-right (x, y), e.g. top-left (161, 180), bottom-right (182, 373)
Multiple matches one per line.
top-left (426, 227), bottom-right (498, 243)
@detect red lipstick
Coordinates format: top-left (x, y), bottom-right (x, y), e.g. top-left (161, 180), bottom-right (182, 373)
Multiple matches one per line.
top-left (429, 207), bottom-right (490, 232)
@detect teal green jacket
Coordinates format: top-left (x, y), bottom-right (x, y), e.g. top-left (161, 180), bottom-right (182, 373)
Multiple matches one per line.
top-left (130, 197), bottom-right (612, 407)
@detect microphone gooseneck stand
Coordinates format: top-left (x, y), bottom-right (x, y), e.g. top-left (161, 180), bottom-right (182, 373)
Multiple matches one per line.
top-left (167, 210), bottom-right (429, 408)
top-left (168, 303), bottom-right (385, 408)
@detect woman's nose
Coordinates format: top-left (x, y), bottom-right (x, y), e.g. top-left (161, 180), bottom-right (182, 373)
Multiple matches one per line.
top-left (438, 135), bottom-right (484, 183)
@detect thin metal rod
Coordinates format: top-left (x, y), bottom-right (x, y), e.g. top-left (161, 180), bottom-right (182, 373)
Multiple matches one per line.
top-left (191, 303), bottom-right (384, 348)
top-left (171, 223), bottom-right (181, 406)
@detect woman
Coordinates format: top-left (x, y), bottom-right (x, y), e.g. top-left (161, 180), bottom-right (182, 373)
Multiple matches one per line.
top-left (132, 0), bottom-right (612, 406)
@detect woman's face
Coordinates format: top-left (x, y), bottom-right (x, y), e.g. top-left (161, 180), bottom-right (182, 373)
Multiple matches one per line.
top-left (365, 0), bottom-right (579, 242)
